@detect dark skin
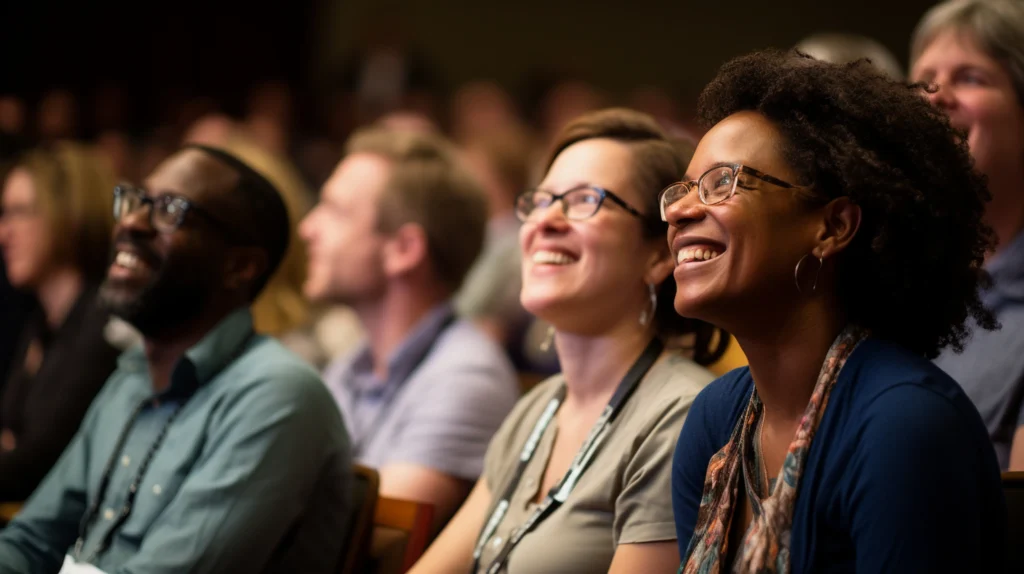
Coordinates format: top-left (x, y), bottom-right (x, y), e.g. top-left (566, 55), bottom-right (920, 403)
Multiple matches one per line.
top-left (104, 149), bottom-right (268, 393)
top-left (664, 112), bottom-right (861, 556)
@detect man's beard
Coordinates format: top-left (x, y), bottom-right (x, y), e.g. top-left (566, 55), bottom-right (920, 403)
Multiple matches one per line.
top-left (100, 254), bottom-right (217, 337)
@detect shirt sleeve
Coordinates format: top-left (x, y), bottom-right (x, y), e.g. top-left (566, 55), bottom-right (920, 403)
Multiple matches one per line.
top-left (0, 376), bottom-right (114, 574)
top-left (614, 391), bottom-right (698, 546)
top-left (844, 384), bottom-right (1005, 573)
top-left (112, 373), bottom-right (351, 574)
top-left (380, 365), bottom-right (519, 481)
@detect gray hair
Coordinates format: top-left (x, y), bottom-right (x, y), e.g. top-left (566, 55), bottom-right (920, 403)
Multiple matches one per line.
top-left (795, 33), bottom-right (905, 80)
top-left (910, 0), bottom-right (1024, 105)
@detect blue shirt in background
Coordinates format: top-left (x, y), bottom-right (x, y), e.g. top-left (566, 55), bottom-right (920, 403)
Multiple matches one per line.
top-left (673, 338), bottom-right (1006, 573)
top-left (935, 230), bottom-right (1024, 469)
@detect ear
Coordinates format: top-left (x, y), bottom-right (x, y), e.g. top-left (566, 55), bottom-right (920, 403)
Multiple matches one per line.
top-left (813, 197), bottom-right (861, 260)
top-left (224, 246), bottom-right (269, 296)
top-left (381, 222), bottom-right (429, 278)
top-left (643, 238), bottom-right (676, 286)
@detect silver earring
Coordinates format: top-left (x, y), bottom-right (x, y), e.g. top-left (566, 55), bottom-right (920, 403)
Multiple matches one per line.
top-left (539, 325), bottom-right (556, 352)
top-left (639, 282), bottom-right (658, 326)
top-left (794, 254), bottom-right (823, 294)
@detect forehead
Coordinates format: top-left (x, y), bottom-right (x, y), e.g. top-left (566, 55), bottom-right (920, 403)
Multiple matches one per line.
top-left (688, 111), bottom-right (788, 178)
top-left (913, 28), bottom-right (997, 73)
top-left (2, 168), bottom-right (35, 204)
top-left (323, 152), bottom-right (391, 205)
top-left (143, 149), bottom-right (238, 204)
top-left (543, 138), bottom-right (635, 192)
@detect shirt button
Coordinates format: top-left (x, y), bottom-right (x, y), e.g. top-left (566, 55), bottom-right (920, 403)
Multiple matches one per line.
top-left (103, 508), bottom-right (115, 521)
top-left (121, 455), bottom-right (131, 467)
top-left (152, 484), bottom-right (163, 496)
top-left (492, 536), bottom-right (503, 549)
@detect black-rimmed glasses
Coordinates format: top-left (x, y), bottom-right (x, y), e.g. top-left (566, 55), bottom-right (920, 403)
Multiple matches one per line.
top-left (112, 184), bottom-right (243, 239)
top-left (658, 163), bottom-right (802, 221)
top-left (515, 184), bottom-right (646, 222)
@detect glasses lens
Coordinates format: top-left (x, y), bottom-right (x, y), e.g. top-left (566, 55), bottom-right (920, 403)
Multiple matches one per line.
top-left (658, 183), bottom-right (690, 220)
top-left (516, 190), bottom-right (553, 221)
top-left (113, 187), bottom-right (138, 220)
top-left (700, 167), bottom-right (736, 205)
top-left (152, 196), bottom-right (187, 232)
top-left (564, 188), bottom-right (602, 220)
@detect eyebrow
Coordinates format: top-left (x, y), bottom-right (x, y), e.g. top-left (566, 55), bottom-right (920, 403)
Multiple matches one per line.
top-left (682, 161), bottom-right (736, 181)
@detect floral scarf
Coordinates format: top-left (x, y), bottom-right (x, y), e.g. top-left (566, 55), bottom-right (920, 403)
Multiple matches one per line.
top-left (680, 326), bottom-right (868, 574)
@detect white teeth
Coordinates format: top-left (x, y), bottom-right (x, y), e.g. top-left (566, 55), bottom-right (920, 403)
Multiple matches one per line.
top-left (676, 247), bottom-right (723, 264)
top-left (115, 251), bottom-right (141, 270)
top-left (533, 250), bottom-right (577, 266)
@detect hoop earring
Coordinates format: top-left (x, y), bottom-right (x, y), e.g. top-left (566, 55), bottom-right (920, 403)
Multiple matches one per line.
top-left (539, 325), bottom-right (556, 352)
top-left (794, 254), bottom-right (823, 294)
top-left (639, 282), bottom-right (658, 326)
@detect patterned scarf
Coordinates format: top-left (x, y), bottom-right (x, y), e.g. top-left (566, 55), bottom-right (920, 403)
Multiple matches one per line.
top-left (680, 325), bottom-right (868, 574)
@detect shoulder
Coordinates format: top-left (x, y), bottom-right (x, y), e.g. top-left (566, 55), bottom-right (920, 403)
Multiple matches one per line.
top-left (214, 336), bottom-right (337, 416)
top-left (416, 319), bottom-right (518, 390)
top-left (616, 349), bottom-right (718, 433)
top-left (839, 338), bottom-right (983, 425)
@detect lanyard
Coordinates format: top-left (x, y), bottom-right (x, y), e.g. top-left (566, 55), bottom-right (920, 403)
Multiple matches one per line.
top-left (471, 337), bottom-right (664, 574)
top-left (73, 329), bottom-right (255, 564)
top-left (351, 311), bottom-right (456, 455)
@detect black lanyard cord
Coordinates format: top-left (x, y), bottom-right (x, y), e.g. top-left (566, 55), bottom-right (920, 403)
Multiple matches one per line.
top-left (471, 337), bottom-right (664, 574)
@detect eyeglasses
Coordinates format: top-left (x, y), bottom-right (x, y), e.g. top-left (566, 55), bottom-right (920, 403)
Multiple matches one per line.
top-left (658, 163), bottom-right (801, 221)
top-left (113, 184), bottom-right (242, 239)
top-left (515, 184), bottom-right (646, 223)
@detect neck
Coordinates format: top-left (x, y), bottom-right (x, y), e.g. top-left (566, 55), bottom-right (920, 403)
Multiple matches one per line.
top-left (554, 318), bottom-right (655, 411)
top-left (35, 267), bottom-right (84, 329)
top-left (142, 304), bottom-right (241, 394)
top-left (354, 281), bottom-right (448, 380)
top-left (985, 175), bottom-right (1024, 258)
top-left (734, 297), bottom-right (846, 424)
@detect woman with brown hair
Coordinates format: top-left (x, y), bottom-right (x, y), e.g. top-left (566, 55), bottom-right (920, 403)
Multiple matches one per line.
top-left (409, 108), bottom-right (727, 574)
top-left (0, 142), bottom-right (121, 501)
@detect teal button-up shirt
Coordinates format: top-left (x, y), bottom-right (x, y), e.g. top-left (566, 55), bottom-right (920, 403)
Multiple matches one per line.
top-left (0, 309), bottom-right (352, 573)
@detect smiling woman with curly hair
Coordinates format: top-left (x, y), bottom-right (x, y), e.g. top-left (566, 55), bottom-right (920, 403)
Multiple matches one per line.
top-left (665, 50), bottom-right (1006, 573)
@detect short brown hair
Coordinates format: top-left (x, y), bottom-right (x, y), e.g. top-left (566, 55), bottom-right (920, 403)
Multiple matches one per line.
top-left (544, 108), bottom-right (728, 365)
top-left (14, 142), bottom-right (116, 281)
top-left (347, 128), bottom-right (488, 293)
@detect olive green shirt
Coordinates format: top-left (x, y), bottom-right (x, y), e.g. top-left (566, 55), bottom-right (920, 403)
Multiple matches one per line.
top-left (0, 309), bottom-right (352, 573)
top-left (475, 349), bottom-right (713, 574)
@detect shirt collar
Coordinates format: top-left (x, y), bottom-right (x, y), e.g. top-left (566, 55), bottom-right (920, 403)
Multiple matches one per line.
top-left (348, 301), bottom-right (456, 394)
top-left (984, 230), bottom-right (1024, 309)
top-left (116, 308), bottom-right (255, 398)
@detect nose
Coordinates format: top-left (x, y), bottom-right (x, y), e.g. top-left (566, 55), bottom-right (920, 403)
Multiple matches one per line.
top-left (927, 81), bottom-right (957, 112)
top-left (530, 200), bottom-right (571, 231)
top-left (117, 202), bottom-right (156, 235)
top-left (663, 193), bottom-right (707, 229)
top-left (298, 208), bottom-right (316, 242)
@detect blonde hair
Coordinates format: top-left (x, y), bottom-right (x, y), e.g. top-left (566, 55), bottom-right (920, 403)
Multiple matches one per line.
top-left (219, 136), bottom-right (313, 336)
top-left (14, 142), bottom-right (116, 281)
top-left (346, 128), bottom-right (489, 293)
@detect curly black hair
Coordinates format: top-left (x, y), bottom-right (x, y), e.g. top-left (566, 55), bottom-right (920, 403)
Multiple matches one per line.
top-left (697, 49), bottom-right (996, 359)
